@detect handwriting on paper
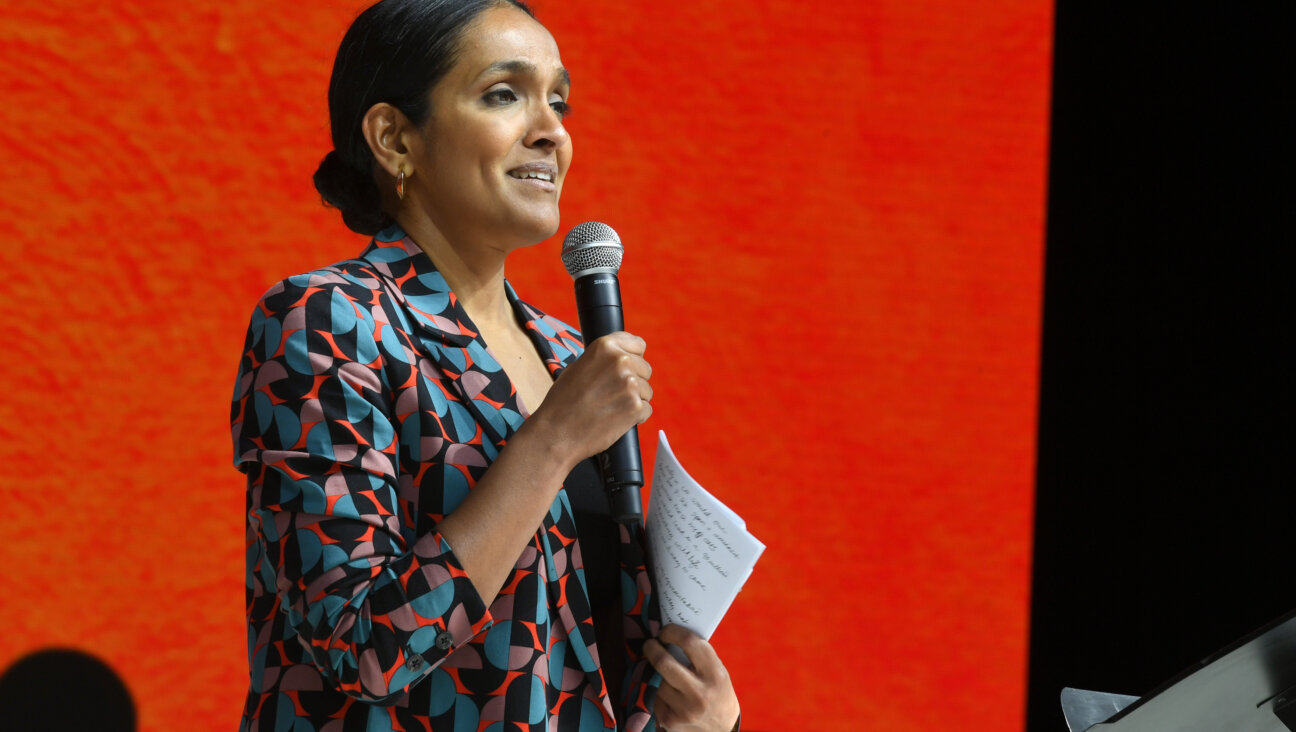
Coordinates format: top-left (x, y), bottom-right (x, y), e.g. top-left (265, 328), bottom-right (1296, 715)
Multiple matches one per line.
top-left (647, 432), bottom-right (766, 639)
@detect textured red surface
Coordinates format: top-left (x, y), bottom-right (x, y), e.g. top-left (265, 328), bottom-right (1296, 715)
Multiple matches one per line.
top-left (0, 1), bottom-right (1051, 729)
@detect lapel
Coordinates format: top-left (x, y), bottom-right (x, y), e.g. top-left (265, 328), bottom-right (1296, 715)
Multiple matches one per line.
top-left (512, 294), bottom-right (584, 379)
top-left (356, 226), bottom-right (584, 450)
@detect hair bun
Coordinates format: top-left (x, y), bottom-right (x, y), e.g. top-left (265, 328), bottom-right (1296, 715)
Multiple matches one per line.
top-left (313, 150), bottom-right (390, 235)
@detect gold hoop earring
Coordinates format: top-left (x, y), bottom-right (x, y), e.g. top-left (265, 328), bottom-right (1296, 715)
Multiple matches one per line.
top-left (396, 169), bottom-right (406, 200)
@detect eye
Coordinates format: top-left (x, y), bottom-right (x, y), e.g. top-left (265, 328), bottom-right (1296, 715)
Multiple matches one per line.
top-left (483, 87), bottom-right (519, 106)
top-left (549, 99), bottom-right (572, 120)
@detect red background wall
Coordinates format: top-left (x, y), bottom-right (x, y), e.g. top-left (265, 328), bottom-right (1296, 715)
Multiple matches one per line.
top-left (0, 1), bottom-right (1051, 729)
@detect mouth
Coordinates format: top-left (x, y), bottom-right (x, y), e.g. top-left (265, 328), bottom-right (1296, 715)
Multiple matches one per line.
top-left (509, 170), bottom-right (554, 182)
top-left (507, 163), bottom-right (558, 189)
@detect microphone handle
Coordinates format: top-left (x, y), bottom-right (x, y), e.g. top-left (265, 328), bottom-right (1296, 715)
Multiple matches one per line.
top-left (599, 429), bottom-right (644, 523)
top-left (574, 273), bottom-right (645, 523)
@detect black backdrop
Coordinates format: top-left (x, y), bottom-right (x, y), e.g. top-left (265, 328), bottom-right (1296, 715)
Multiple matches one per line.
top-left (1027, 3), bottom-right (1294, 731)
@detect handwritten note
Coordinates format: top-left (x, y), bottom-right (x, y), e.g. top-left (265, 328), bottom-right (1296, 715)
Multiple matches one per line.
top-left (647, 431), bottom-right (765, 639)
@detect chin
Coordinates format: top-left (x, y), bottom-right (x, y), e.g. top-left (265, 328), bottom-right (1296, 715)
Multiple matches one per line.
top-left (490, 199), bottom-right (563, 248)
top-left (517, 210), bottom-right (562, 244)
top-left (540, 217), bottom-right (561, 239)
top-left (498, 221), bottom-right (559, 252)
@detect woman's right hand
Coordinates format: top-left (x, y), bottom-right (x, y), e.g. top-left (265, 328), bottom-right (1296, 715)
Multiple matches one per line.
top-left (529, 331), bottom-right (653, 468)
top-left (435, 331), bottom-right (652, 606)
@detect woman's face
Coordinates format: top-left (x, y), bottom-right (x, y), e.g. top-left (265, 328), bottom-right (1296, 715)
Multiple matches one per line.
top-left (407, 5), bottom-right (572, 251)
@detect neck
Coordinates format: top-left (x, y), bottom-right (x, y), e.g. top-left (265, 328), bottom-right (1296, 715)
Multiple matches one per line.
top-left (395, 211), bottom-right (516, 331)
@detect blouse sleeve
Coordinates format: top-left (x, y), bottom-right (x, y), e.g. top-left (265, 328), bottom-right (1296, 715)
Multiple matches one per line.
top-left (231, 274), bottom-right (493, 704)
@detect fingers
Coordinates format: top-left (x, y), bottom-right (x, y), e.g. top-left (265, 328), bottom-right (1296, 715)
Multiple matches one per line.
top-left (620, 351), bottom-right (653, 382)
top-left (643, 637), bottom-right (691, 683)
top-left (626, 373), bottom-right (654, 404)
top-left (643, 644), bottom-right (696, 731)
top-left (656, 625), bottom-right (720, 677)
top-left (648, 637), bottom-right (741, 725)
top-left (602, 330), bottom-right (647, 356)
top-left (530, 331), bottom-right (656, 462)
top-left (645, 628), bottom-right (740, 731)
top-left (644, 626), bottom-right (721, 690)
top-left (636, 396), bottom-right (653, 425)
top-left (653, 693), bottom-right (679, 729)
top-left (587, 333), bottom-right (653, 423)
top-left (591, 332), bottom-right (651, 378)
top-left (653, 688), bottom-right (680, 728)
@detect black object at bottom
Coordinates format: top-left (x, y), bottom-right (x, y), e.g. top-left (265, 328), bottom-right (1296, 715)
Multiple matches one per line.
top-left (1274, 693), bottom-right (1296, 732)
top-left (1062, 609), bottom-right (1296, 731)
top-left (0, 648), bottom-right (136, 731)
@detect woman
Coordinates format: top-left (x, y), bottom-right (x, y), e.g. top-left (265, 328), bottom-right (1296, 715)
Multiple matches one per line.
top-left (230, 1), bottom-right (741, 730)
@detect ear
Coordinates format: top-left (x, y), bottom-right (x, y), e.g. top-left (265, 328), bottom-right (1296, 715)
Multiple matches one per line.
top-left (361, 102), bottom-right (417, 178)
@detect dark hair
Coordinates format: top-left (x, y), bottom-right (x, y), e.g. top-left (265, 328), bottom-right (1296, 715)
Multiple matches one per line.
top-left (313, 0), bottom-right (534, 235)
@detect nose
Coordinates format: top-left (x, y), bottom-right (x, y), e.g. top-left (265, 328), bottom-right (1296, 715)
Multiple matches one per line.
top-left (524, 101), bottom-right (569, 151)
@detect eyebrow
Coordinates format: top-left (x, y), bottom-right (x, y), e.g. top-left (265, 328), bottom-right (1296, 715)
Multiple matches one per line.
top-left (478, 59), bottom-right (570, 88)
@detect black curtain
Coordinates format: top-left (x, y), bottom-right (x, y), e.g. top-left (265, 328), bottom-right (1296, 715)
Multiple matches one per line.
top-left (1028, 3), bottom-right (1294, 731)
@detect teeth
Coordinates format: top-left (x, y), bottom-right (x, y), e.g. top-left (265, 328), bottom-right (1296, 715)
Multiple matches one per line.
top-left (511, 170), bottom-right (553, 182)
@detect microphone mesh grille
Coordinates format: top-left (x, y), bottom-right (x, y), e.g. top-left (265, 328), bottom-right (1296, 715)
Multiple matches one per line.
top-left (561, 221), bottom-right (623, 277)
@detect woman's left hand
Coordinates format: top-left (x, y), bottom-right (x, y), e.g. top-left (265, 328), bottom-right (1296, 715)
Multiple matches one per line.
top-left (643, 625), bottom-right (741, 732)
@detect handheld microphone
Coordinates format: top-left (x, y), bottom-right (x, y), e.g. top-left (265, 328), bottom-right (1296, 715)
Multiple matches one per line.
top-left (561, 221), bottom-right (644, 524)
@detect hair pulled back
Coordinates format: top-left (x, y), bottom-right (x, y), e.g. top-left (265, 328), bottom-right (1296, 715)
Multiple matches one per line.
top-left (313, 0), bottom-right (534, 235)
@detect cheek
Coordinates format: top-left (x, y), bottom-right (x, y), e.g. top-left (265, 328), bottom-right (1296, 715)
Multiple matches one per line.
top-left (483, 122), bottom-right (521, 159)
top-left (433, 119), bottom-right (512, 173)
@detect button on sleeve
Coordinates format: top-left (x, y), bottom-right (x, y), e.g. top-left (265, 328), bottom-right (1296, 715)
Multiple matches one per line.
top-left (435, 630), bottom-right (454, 650)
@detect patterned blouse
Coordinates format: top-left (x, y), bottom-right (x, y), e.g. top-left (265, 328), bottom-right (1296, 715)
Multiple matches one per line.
top-left (231, 226), bottom-right (662, 731)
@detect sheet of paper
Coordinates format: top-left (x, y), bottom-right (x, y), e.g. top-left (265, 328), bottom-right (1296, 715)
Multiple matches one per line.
top-left (646, 431), bottom-right (765, 639)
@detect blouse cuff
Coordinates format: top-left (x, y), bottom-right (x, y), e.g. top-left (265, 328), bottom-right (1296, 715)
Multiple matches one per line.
top-left (384, 531), bottom-right (495, 691)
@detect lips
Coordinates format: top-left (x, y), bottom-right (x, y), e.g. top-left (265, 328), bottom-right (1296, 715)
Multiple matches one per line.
top-left (507, 162), bottom-right (558, 185)
top-left (510, 169), bottom-right (553, 182)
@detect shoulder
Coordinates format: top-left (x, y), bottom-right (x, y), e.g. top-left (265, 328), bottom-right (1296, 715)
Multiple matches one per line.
top-left (244, 257), bottom-right (418, 351)
top-left (253, 258), bottom-right (389, 318)
top-left (236, 257), bottom-right (404, 382)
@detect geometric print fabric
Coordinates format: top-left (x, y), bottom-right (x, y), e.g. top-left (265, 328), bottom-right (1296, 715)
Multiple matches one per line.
top-left (231, 226), bottom-right (662, 731)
